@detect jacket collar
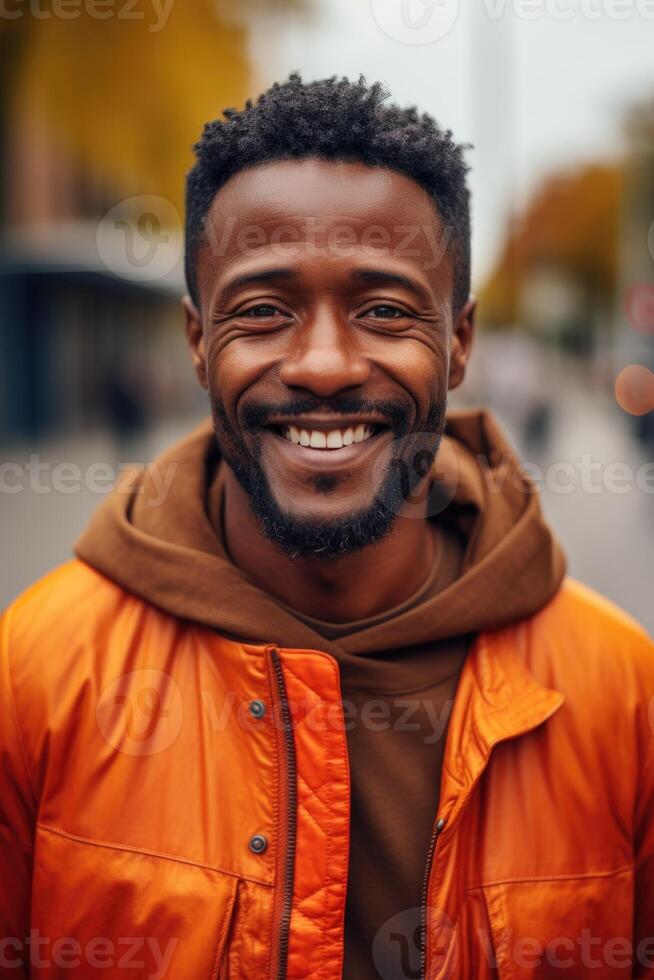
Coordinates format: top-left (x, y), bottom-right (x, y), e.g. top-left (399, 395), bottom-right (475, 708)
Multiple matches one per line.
top-left (437, 625), bottom-right (565, 828)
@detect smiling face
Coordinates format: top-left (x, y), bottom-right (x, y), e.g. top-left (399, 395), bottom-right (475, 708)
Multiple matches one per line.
top-left (185, 158), bottom-right (475, 558)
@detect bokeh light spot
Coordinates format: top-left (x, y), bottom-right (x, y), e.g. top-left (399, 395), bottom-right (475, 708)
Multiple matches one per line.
top-left (614, 365), bottom-right (654, 416)
top-left (626, 283), bottom-right (654, 334)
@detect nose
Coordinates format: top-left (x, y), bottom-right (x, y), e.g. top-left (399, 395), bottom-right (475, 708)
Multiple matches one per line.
top-left (279, 307), bottom-right (371, 397)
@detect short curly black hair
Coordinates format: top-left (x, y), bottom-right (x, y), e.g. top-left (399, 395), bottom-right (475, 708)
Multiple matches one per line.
top-left (185, 73), bottom-right (472, 313)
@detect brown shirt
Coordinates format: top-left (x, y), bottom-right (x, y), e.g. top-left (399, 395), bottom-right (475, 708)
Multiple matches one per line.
top-left (211, 469), bottom-right (470, 979)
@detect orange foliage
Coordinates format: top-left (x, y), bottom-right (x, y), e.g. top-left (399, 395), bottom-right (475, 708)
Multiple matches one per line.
top-left (480, 164), bottom-right (623, 328)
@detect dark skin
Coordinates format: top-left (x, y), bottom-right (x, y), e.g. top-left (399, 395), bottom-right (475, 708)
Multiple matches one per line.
top-left (184, 159), bottom-right (475, 622)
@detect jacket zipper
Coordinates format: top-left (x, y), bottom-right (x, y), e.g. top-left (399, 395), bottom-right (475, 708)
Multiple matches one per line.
top-left (269, 647), bottom-right (297, 980)
top-left (419, 815), bottom-right (446, 980)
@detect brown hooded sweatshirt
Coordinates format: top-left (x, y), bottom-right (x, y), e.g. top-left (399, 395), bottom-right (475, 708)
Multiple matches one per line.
top-left (75, 407), bottom-right (566, 979)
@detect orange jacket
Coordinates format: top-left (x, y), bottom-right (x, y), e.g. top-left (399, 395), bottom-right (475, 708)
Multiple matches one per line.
top-left (1, 559), bottom-right (654, 979)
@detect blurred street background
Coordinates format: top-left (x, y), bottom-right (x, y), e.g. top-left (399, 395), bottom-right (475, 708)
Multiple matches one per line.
top-left (1, 0), bottom-right (653, 627)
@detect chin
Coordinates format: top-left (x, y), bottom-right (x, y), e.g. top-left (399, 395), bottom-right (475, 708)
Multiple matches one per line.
top-left (253, 491), bottom-right (401, 561)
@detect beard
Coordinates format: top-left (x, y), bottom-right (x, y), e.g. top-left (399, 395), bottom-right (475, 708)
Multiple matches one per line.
top-left (210, 393), bottom-right (448, 560)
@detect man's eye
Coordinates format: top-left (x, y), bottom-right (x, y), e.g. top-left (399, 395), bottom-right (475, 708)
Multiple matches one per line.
top-left (364, 305), bottom-right (406, 319)
top-left (241, 304), bottom-right (282, 318)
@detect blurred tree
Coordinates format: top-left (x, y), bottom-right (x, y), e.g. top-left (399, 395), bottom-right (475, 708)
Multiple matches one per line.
top-left (1, 0), bottom-right (308, 221)
top-left (480, 164), bottom-right (623, 337)
top-left (0, 21), bottom-right (32, 224)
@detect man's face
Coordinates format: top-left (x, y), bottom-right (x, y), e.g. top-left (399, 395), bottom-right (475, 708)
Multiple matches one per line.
top-left (185, 159), bottom-right (474, 557)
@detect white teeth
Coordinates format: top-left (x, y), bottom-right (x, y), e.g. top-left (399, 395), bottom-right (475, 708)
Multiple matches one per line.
top-left (326, 429), bottom-right (344, 449)
top-left (280, 423), bottom-right (378, 449)
top-left (309, 430), bottom-right (327, 448)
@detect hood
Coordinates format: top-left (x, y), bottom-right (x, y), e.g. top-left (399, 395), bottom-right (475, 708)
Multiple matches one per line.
top-left (74, 408), bottom-right (566, 658)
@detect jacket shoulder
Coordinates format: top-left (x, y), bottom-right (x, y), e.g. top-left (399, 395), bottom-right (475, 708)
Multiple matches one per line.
top-left (1, 561), bottom-right (189, 796)
top-left (3, 559), bottom-right (134, 641)
top-left (1, 560), bottom-right (164, 688)
top-left (543, 575), bottom-right (650, 637)
top-left (524, 575), bottom-right (654, 688)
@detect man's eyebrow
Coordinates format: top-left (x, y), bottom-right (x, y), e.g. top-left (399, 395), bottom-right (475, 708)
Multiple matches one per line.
top-left (352, 269), bottom-right (431, 302)
top-left (220, 268), bottom-right (298, 298)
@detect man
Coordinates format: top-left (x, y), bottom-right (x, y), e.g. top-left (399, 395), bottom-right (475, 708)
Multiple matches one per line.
top-left (1, 74), bottom-right (653, 979)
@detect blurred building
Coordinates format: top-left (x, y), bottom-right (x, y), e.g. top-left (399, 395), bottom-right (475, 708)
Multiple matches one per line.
top-left (0, 1), bottom-right (307, 443)
top-left (0, 223), bottom-right (190, 441)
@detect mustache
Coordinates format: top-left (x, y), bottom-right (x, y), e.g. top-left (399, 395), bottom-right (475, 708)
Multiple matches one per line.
top-left (240, 397), bottom-right (412, 435)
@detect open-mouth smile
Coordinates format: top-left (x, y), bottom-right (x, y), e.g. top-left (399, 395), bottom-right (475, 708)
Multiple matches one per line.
top-left (275, 422), bottom-right (385, 450)
top-left (261, 418), bottom-right (394, 470)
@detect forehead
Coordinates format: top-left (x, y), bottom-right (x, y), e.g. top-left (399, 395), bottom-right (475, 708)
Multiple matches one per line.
top-left (209, 158), bottom-right (438, 225)
top-left (196, 159), bottom-right (452, 300)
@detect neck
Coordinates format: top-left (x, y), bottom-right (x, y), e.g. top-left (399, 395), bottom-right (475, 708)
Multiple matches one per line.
top-left (221, 468), bottom-right (436, 623)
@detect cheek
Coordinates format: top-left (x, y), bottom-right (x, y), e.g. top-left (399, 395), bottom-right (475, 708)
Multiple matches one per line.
top-left (206, 337), bottom-right (275, 423)
top-left (376, 339), bottom-right (448, 420)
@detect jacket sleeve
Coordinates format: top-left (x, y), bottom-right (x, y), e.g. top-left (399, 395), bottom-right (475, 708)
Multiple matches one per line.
top-left (633, 626), bottom-right (654, 978)
top-left (0, 609), bottom-right (35, 978)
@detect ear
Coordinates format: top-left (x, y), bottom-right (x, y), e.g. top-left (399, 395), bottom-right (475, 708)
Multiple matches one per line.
top-left (448, 296), bottom-right (476, 391)
top-left (183, 294), bottom-right (208, 390)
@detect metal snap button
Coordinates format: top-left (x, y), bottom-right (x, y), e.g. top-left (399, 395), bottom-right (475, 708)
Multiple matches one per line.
top-left (249, 834), bottom-right (268, 854)
top-left (249, 699), bottom-right (266, 719)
